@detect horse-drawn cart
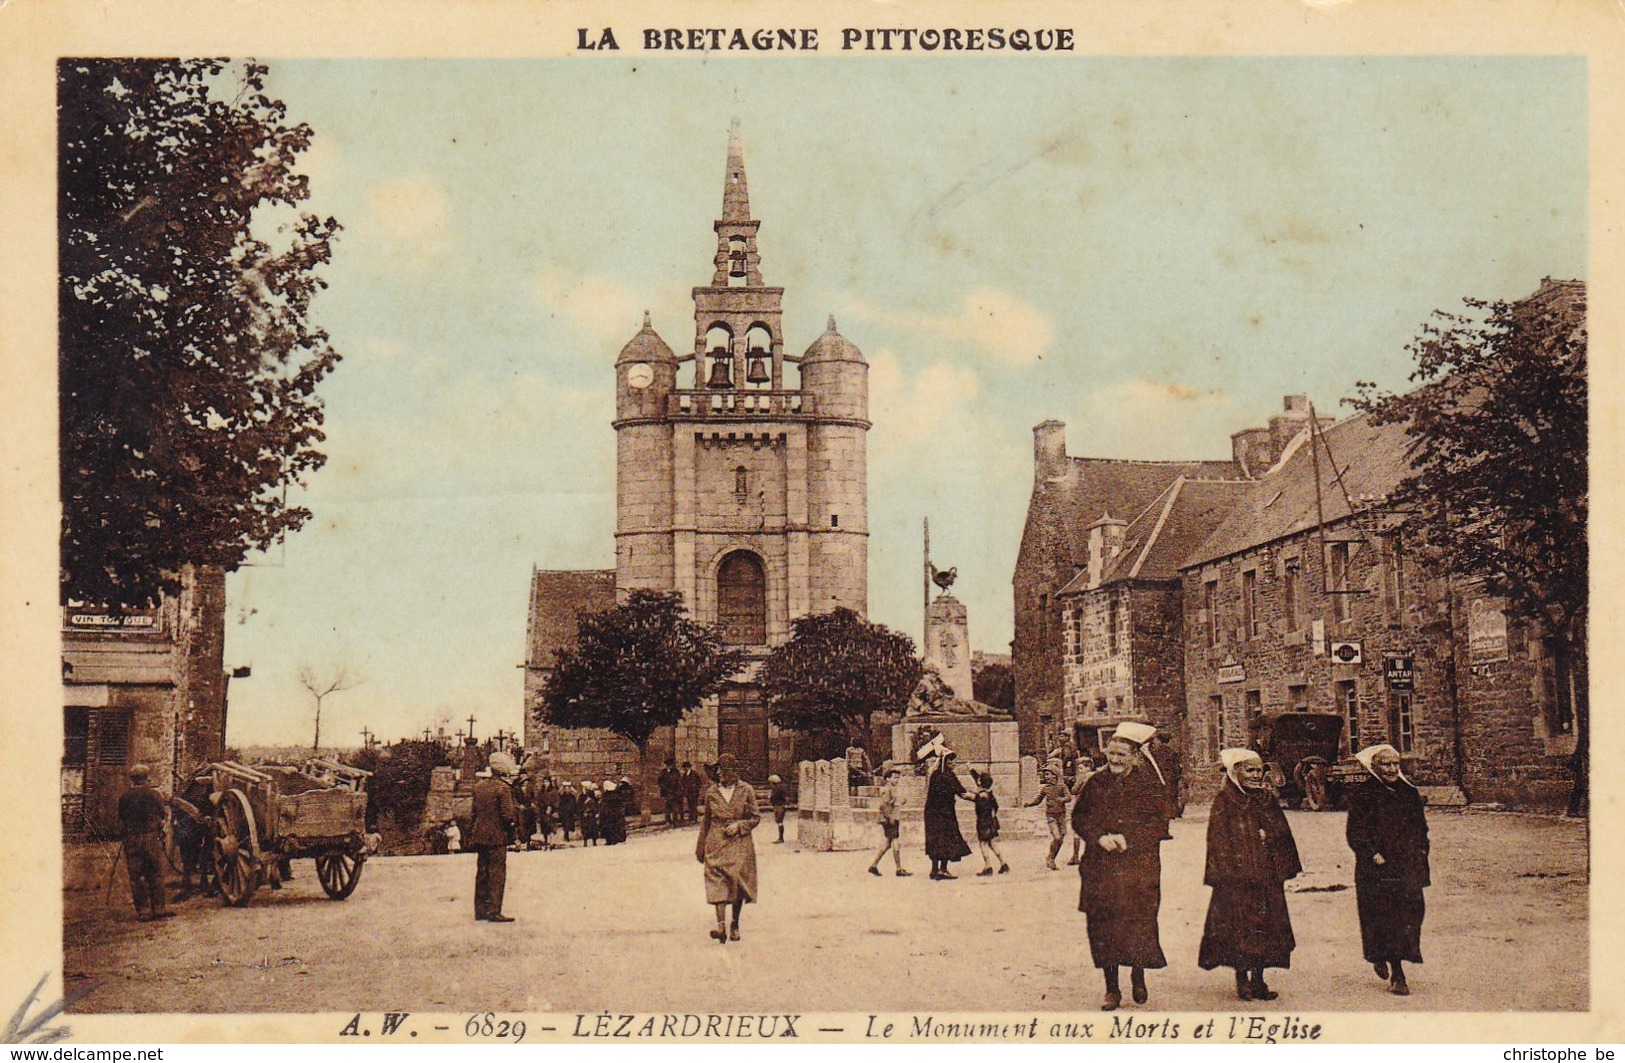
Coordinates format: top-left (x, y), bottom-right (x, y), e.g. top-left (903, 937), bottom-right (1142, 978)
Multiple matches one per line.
top-left (207, 759), bottom-right (374, 906)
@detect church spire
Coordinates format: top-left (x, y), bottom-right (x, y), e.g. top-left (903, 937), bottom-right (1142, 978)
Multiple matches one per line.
top-left (721, 117), bottom-right (751, 223)
top-left (711, 119), bottom-right (764, 287)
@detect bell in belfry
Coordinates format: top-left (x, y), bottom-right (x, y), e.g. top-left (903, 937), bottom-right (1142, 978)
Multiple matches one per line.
top-left (707, 358), bottom-right (734, 389)
top-left (745, 347), bottom-right (770, 384)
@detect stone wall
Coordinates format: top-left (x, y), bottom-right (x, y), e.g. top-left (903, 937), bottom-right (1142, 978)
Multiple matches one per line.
top-left (1181, 520), bottom-right (1460, 799)
top-left (1452, 582), bottom-right (1576, 808)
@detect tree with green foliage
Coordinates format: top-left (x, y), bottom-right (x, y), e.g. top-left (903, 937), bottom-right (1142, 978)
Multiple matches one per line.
top-left (760, 608), bottom-right (921, 749)
top-left (543, 590), bottom-right (746, 805)
top-left (346, 739), bottom-right (451, 846)
top-left (1354, 279), bottom-right (1587, 814)
top-left (972, 660), bottom-right (1016, 714)
top-left (59, 59), bottom-right (341, 607)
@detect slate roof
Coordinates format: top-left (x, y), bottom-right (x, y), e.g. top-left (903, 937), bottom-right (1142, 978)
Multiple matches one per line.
top-left (1181, 409), bottom-right (1416, 569)
top-left (525, 569), bottom-right (616, 669)
top-left (1056, 476), bottom-right (1253, 594)
top-left (1021, 456), bottom-right (1243, 577)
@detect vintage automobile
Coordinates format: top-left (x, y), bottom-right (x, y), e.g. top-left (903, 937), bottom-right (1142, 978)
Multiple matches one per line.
top-left (1248, 713), bottom-right (1366, 810)
top-left (207, 759), bottom-right (375, 906)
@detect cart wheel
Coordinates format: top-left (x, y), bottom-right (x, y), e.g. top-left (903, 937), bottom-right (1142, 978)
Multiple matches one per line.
top-left (1302, 765), bottom-right (1329, 812)
top-left (213, 789), bottom-right (260, 907)
top-left (315, 852), bottom-right (364, 900)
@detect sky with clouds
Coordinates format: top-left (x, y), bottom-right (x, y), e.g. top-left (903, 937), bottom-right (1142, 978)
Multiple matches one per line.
top-left (221, 56), bottom-right (1585, 747)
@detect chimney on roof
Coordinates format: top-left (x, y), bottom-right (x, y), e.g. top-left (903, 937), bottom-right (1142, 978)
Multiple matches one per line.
top-left (1232, 395), bottom-right (1323, 477)
top-left (1268, 394), bottom-right (1315, 461)
top-left (1033, 420), bottom-right (1068, 484)
top-left (1086, 512), bottom-right (1128, 588)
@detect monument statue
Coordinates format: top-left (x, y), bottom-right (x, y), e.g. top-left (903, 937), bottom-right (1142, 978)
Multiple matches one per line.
top-left (907, 663), bottom-right (1011, 719)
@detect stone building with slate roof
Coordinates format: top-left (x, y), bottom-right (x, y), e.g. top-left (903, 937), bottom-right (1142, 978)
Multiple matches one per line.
top-left (1174, 393), bottom-right (1577, 807)
top-left (1056, 476), bottom-right (1251, 781)
top-left (61, 564), bottom-right (228, 837)
top-left (1012, 401), bottom-right (1309, 754)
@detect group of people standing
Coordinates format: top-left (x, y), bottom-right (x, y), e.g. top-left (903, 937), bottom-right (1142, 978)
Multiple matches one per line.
top-left (657, 759), bottom-right (718, 829)
top-left (909, 725), bottom-right (1431, 1009)
top-left (521, 773), bottom-right (636, 848)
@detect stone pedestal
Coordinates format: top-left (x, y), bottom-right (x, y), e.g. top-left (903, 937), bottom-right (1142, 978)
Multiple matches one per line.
top-left (925, 594), bottom-right (974, 702)
top-left (891, 715), bottom-right (1036, 807)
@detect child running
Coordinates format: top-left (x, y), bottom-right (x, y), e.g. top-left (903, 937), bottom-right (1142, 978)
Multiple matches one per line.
top-left (972, 771), bottom-right (1009, 876)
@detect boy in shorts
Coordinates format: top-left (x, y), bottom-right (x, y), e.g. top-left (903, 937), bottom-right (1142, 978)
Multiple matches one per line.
top-left (867, 762), bottom-right (911, 877)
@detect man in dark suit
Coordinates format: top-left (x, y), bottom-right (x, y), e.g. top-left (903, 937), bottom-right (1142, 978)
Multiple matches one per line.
top-left (657, 759), bottom-right (681, 828)
top-left (469, 751), bottom-right (520, 922)
top-left (116, 763), bottom-right (175, 921)
top-left (679, 761), bottom-right (703, 826)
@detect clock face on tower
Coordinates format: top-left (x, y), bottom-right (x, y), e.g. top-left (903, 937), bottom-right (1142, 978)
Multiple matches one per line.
top-left (626, 363), bottom-right (654, 389)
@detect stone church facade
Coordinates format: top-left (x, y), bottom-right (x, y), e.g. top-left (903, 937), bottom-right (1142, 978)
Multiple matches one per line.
top-left (525, 123), bottom-right (870, 787)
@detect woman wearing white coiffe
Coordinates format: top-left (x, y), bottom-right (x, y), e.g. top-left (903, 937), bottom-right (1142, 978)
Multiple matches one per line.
top-left (1345, 743), bottom-right (1430, 996)
top-left (1071, 721), bottom-right (1172, 1010)
top-left (695, 752), bottom-right (760, 943)
top-left (1198, 748), bottom-right (1302, 1002)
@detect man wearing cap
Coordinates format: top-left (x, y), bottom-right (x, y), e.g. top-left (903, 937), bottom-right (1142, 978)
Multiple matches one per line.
top-left (468, 751), bottom-right (520, 922)
top-left (116, 764), bottom-right (176, 921)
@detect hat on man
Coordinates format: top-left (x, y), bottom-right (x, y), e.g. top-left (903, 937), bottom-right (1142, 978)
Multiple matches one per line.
top-left (487, 752), bottom-right (517, 777)
top-left (767, 774), bottom-right (781, 784)
top-left (128, 763), bottom-right (151, 784)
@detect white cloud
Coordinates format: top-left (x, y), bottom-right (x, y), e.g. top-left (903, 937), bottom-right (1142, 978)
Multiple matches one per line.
top-left (320, 371), bottom-right (614, 504)
top-left (359, 173), bottom-right (455, 270)
top-left (528, 265), bottom-right (656, 350)
top-left (1075, 377), bottom-right (1238, 458)
top-left (868, 349), bottom-right (980, 446)
top-left (1089, 377), bottom-right (1233, 412)
top-left (854, 287), bottom-right (1055, 366)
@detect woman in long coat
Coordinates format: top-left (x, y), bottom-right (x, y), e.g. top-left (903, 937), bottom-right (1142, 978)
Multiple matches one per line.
top-left (1073, 724), bottom-right (1171, 1010)
top-left (1345, 743), bottom-right (1430, 996)
top-left (600, 780), bottom-right (628, 845)
top-left (923, 748), bottom-right (973, 879)
top-left (578, 783), bottom-right (601, 846)
top-left (1198, 748), bottom-right (1302, 1001)
top-left (695, 752), bottom-right (761, 943)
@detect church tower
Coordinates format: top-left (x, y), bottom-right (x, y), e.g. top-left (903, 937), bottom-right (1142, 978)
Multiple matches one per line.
top-left (610, 120), bottom-right (870, 780)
